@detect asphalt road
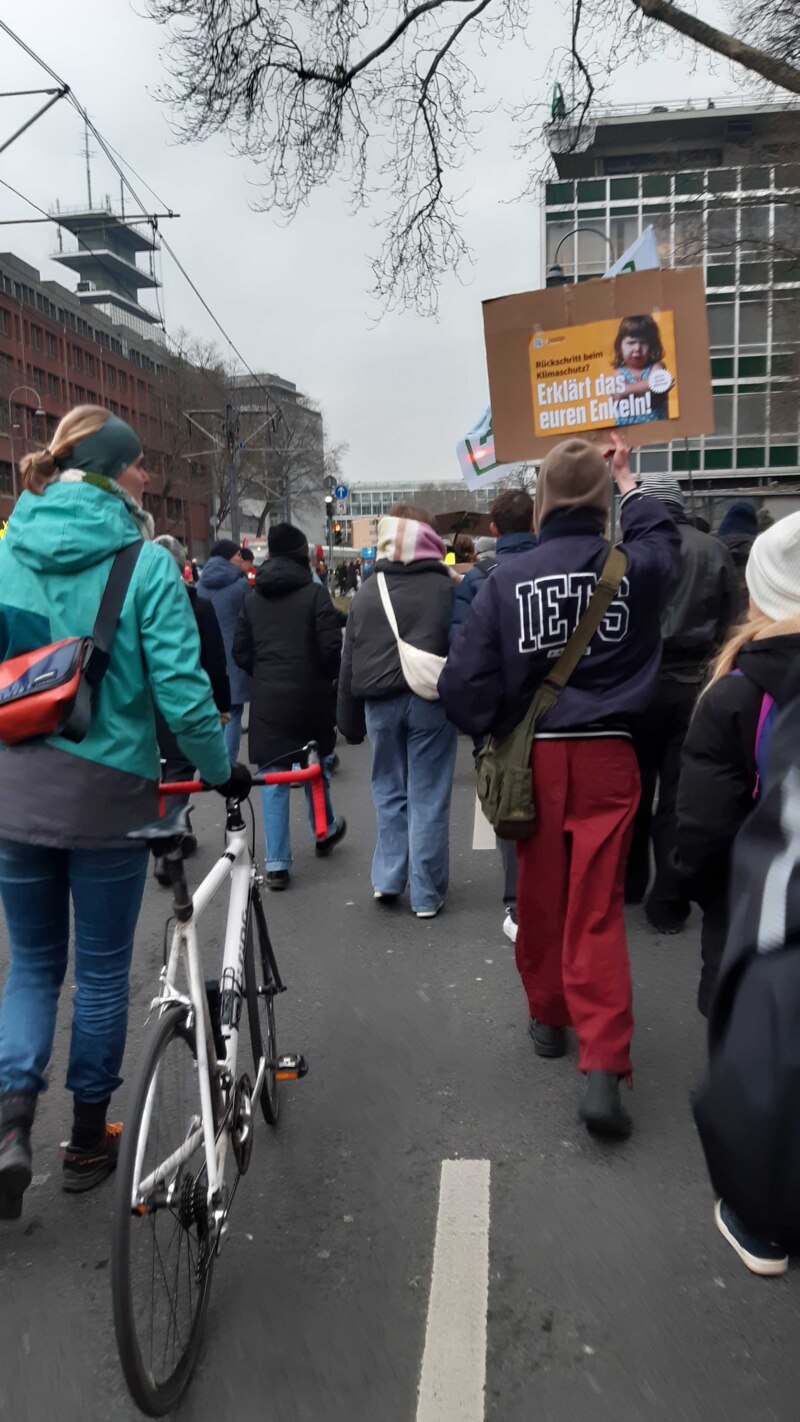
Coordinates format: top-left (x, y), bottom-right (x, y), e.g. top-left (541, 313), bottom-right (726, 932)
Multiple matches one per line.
top-left (1, 737), bottom-right (799, 1422)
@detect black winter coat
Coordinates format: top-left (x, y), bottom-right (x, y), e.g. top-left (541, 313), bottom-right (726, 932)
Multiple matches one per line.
top-left (337, 558), bottom-right (456, 743)
top-left (156, 584), bottom-right (231, 774)
top-left (673, 633), bottom-right (800, 1013)
top-left (233, 556), bottom-right (342, 767)
top-left (660, 518), bottom-right (738, 682)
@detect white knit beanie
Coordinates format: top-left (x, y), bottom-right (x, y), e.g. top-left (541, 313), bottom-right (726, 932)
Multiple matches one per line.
top-left (745, 511), bottom-right (800, 621)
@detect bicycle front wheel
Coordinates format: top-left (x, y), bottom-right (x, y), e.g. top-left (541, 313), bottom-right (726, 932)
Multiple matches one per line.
top-left (245, 886), bottom-right (280, 1125)
top-left (112, 1006), bottom-right (218, 1417)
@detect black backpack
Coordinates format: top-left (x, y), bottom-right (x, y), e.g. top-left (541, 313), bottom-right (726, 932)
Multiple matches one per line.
top-left (693, 691), bottom-right (800, 1249)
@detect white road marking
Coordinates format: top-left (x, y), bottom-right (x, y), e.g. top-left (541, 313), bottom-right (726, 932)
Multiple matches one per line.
top-left (416, 1159), bottom-right (491, 1422)
top-left (472, 795), bottom-right (495, 851)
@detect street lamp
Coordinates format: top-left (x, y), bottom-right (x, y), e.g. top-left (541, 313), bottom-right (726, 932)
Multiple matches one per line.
top-left (546, 225), bottom-right (615, 286)
top-left (7, 385), bottom-right (46, 504)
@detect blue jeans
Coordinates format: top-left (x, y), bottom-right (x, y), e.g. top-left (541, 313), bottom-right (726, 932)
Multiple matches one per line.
top-left (0, 841), bottom-right (149, 1103)
top-left (224, 703), bottom-right (244, 763)
top-left (260, 757), bottom-right (336, 872)
top-left (365, 694), bottom-right (457, 912)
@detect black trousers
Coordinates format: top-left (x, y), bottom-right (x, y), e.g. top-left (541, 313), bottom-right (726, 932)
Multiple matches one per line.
top-left (626, 677), bottom-right (700, 910)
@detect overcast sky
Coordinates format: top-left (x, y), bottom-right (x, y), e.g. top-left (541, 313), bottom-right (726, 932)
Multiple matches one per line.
top-left (0, 0), bottom-right (745, 485)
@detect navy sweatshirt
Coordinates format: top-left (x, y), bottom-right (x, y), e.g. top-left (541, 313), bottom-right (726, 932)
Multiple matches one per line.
top-left (438, 492), bottom-right (680, 740)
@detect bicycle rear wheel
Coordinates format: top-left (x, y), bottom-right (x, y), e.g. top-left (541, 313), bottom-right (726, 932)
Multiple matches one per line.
top-left (245, 886), bottom-right (280, 1125)
top-left (112, 1006), bottom-right (218, 1416)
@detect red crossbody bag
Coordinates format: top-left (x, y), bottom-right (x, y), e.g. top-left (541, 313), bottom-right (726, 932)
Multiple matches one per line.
top-left (0, 540), bottom-right (142, 747)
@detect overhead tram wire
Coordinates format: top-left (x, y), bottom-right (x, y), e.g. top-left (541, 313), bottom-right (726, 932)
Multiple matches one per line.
top-left (0, 18), bottom-right (290, 434)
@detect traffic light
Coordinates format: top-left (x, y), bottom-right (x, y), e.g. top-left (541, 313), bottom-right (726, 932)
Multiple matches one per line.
top-left (325, 494), bottom-right (334, 522)
top-left (333, 521), bottom-right (343, 546)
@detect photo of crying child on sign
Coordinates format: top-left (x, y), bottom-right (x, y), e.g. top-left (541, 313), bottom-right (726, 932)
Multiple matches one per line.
top-left (529, 309), bottom-right (679, 437)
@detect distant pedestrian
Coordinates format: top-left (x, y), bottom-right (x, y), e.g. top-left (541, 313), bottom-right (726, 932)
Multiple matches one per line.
top-left (716, 500), bottom-right (758, 609)
top-left (233, 522), bottom-right (346, 890)
top-left (153, 535), bottom-right (231, 878)
top-left (338, 504), bottom-right (457, 918)
top-left (625, 475), bottom-right (738, 933)
top-left (672, 511), bottom-right (800, 1015)
top-left (197, 538), bottom-right (252, 760)
top-left (449, 488), bottom-right (538, 944)
top-left (345, 560), bottom-right (359, 595)
top-left (440, 437), bottom-right (680, 1138)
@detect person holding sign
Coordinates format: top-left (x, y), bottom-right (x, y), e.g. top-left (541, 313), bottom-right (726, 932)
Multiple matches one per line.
top-left (440, 435), bottom-right (680, 1139)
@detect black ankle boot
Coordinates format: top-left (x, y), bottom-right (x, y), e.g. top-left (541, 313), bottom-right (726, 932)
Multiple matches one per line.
top-left (0, 1090), bottom-right (36, 1220)
top-left (579, 1072), bottom-right (632, 1139)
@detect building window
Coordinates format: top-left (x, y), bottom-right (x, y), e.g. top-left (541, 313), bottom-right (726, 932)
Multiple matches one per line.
top-left (0, 462), bottom-right (12, 495)
top-left (31, 325), bottom-right (42, 351)
top-left (47, 373), bottom-right (60, 398)
top-left (737, 390), bottom-right (767, 437)
top-left (166, 496), bottom-right (183, 521)
top-left (86, 353), bottom-right (95, 376)
top-left (712, 392), bottom-right (733, 436)
top-left (73, 346), bottom-right (82, 369)
top-left (119, 371), bottom-right (127, 394)
top-left (45, 331), bottom-right (57, 358)
top-left (738, 301), bottom-right (768, 347)
top-left (74, 385), bottom-right (85, 401)
top-left (707, 303), bottom-right (734, 348)
top-left (0, 308), bottom-right (9, 337)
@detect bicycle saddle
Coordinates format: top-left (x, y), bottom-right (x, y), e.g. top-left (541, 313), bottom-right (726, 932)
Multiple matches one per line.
top-left (127, 805), bottom-right (193, 845)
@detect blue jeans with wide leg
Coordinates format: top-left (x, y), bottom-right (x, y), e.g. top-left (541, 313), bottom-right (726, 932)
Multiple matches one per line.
top-left (0, 841), bottom-right (149, 1103)
top-left (260, 756), bottom-right (336, 872)
top-left (365, 693), bottom-right (457, 913)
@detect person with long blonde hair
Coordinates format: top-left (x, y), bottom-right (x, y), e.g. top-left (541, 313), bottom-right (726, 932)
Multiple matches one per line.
top-left (0, 406), bottom-right (247, 1221)
top-left (672, 510), bottom-right (800, 1018)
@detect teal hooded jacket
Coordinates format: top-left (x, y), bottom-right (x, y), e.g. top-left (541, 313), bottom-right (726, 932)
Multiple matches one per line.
top-left (0, 480), bottom-right (230, 845)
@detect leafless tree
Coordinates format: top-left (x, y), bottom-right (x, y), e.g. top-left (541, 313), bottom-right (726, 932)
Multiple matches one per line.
top-left (147, 0), bottom-right (800, 313)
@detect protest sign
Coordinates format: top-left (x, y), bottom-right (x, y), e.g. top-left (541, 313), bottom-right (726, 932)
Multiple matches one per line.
top-left (482, 266), bottom-right (712, 462)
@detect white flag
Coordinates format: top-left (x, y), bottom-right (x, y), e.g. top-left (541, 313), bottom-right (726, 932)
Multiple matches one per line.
top-left (603, 224), bottom-right (660, 277)
top-left (457, 225), bottom-right (662, 488)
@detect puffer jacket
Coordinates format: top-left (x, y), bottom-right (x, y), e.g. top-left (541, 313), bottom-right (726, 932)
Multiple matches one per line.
top-left (337, 559), bottom-right (455, 743)
top-left (0, 480), bottom-right (230, 847)
top-left (233, 555), bottom-right (342, 767)
top-left (659, 516), bottom-right (739, 682)
top-left (197, 555), bottom-right (252, 704)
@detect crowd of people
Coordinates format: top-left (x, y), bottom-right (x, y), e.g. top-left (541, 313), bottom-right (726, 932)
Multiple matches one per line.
top-left (0, 403), bottom-right (798, 1280)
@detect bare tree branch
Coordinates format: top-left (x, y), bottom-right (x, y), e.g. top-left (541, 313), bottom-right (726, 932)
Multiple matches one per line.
top-left (629, 0), bottom-right (800, 94)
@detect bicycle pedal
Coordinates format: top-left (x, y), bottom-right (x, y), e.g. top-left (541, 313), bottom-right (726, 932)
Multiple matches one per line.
top-left (275, 1053), bottom-right (308, 1081)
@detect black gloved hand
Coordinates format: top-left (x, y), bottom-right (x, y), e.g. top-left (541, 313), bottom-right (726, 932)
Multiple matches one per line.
top-left (215, 762), bottom-right (253, 799)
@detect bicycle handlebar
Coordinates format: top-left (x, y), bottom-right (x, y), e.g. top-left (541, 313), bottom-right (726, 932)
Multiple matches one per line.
top-left (159, 763), bottom-right (329, 840)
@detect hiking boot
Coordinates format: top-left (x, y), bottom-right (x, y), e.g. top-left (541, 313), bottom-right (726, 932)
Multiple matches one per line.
top-left (316, 817), bottom-right (347, 857)
top-left (579, 1072), bottom-right (632, 1138)
top-left (61, 1122), bottom-right (122, 1193)
top-left (529, 1020), bottom-right (566, 1058)
top-left (266, 870), bottom-right (290, 891)
top-left (644, 894), bottom-right (690, 935)
top-left (153, 855), bottom-right (171, 887)
top-left (714, 1200), bottom-right (788, 1277)
top-left (0, 1127), bottom-right (33, 1221)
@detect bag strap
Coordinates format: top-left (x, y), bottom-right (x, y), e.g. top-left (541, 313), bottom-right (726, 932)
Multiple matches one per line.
top-left (85, 540), bottom-right (143, 686)
top-left (523, 545), bottom-right (628, 730)
top-left (377, 571), bottom-right (402, 644)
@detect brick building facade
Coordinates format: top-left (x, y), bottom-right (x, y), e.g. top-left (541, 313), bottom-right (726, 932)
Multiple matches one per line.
top-left (0, 252), bottom-right (213, 555)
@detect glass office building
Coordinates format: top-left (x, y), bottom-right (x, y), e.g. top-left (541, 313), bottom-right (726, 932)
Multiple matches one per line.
top-left (543, 98), bottom-right (800, 498)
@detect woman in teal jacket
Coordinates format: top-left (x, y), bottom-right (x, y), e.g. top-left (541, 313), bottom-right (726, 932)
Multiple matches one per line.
top-left (0, 405), bottom-right (248, 1220)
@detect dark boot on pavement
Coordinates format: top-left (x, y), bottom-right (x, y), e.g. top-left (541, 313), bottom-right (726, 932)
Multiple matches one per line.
top-left (645, 892), bottom-right (690, 935)
top-left (0, 1090), bottom-right (37, 1220)
top-left (529, 1020), bottom-right (567, 1058)
top-left (62, 1098), bottom-right (122, 1193)
top-left (316, 817), bottom-right (347, 858)
top-left (579, 1072), bottom-right (632, 1139)
top-left (266, 870), bottom-right (290, 891)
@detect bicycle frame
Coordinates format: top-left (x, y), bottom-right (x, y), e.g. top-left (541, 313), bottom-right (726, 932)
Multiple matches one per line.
top-left (130, 760), bottom-right (326, 1237)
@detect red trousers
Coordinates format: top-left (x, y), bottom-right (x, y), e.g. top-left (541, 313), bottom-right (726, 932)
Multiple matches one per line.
top-left (515, 738), bottom-right (640, 1076)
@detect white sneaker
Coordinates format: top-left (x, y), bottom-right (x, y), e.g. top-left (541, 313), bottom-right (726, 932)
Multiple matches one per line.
top-left (503, 910), bottom-right (518, 944)
top-left (416, 903), bottom-right (443, 919)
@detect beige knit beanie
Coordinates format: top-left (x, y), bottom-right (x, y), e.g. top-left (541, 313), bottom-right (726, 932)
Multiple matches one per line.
top-left (746, 511), bottom-right (800, 621)
top-left (534, 439), bottom-right (610, 533)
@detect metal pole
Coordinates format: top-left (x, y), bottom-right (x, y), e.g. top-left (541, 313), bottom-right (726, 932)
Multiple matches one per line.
top-left (8, 411), bottom-right (16, 504)
top-left (283, 472), bottom-right (291, 524)
top-left (225, 403), bottom-right (241, 543)
top-left (684, 438), bottom-right (697, 521)
top-left (0, 87), bottom-right (68, 159)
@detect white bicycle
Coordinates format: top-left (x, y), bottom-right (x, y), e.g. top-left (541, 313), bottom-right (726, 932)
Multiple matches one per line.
top-left (111, 749), bottom-right (327, 1416)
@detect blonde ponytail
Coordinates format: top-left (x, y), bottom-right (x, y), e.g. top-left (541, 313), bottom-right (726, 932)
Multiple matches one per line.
top-left (705, 607), bottom-right (800, 692)
top-left (19, 405), bottom-right (109, 495)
